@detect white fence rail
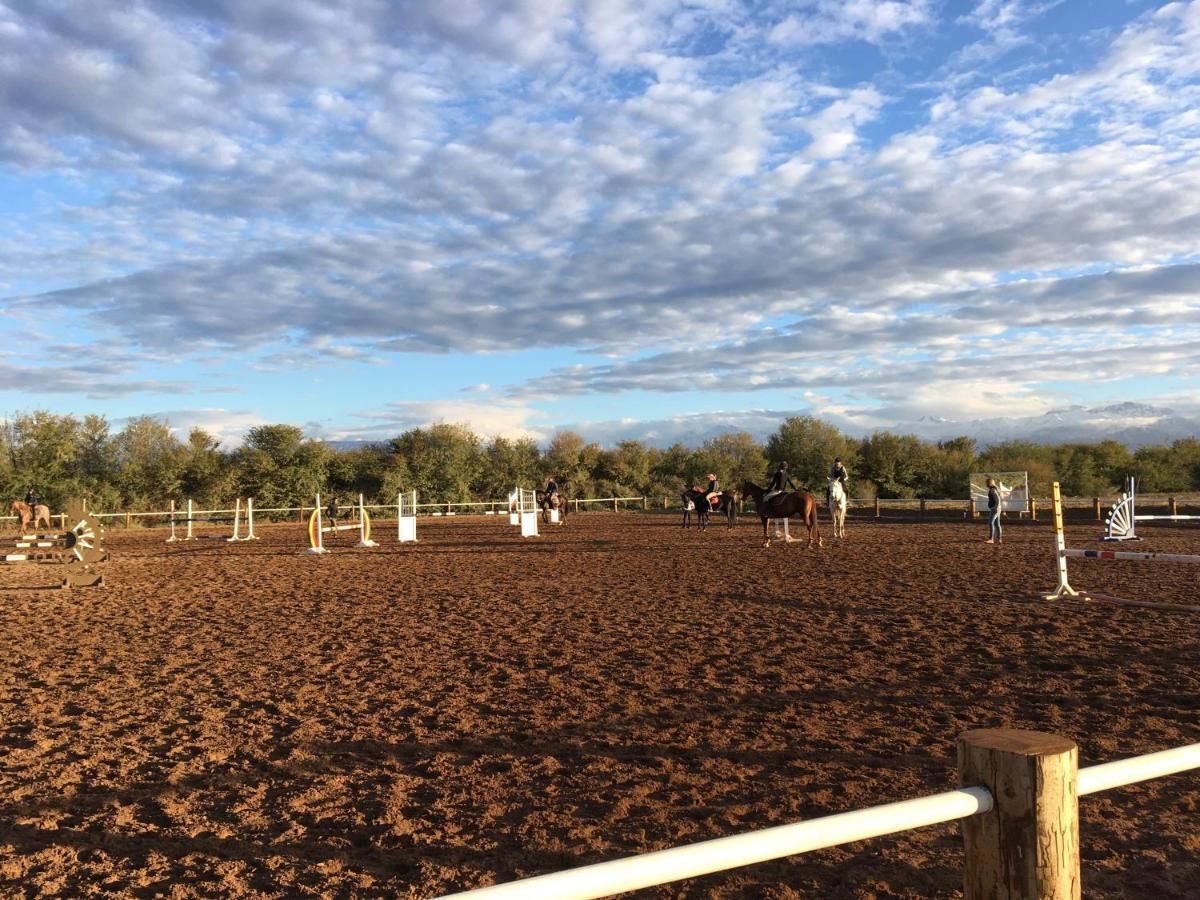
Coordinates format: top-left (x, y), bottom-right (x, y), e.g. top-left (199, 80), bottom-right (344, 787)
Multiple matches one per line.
top-left (439, 737), bottom-right (1200, 900)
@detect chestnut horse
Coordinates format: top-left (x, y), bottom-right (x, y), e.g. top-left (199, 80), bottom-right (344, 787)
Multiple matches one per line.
top-left (740, 481), bottom-right (821, 548)
top-left (9, 500), bottom-right (51, 533)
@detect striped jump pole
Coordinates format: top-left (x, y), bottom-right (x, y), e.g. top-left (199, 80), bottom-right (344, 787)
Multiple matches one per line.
top-left (1044, 481), bottom-right (1200, 608)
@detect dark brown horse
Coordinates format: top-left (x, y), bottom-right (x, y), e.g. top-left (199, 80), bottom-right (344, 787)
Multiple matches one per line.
top-left (741, 481), bottom-right (821, 548)
top-left (536, 490), bottom-right (568, 525)
top-left (681, 489), bottom-right (738, 530)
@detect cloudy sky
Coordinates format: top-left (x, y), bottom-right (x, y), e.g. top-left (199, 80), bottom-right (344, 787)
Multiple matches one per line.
top-left (2, 0), bottom-right (1199, 447)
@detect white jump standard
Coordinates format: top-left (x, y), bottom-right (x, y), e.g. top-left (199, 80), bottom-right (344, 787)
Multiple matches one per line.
top-left (514, 487), bottom-right (539, 537)
top-left (1104, 475), bottom-right (1200, 541)
top-left (166, 498), bottom-right (259, 542)
top-left (398, 490), bottom-right (417, 543)
top-left (1044, 481), bottom-right (1200, 611)
top-left (307, 493), bottom-right (376, 554)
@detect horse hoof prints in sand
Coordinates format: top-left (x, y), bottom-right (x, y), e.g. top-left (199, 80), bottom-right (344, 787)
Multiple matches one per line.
top-left (741, 481), bottom-right (822, 548)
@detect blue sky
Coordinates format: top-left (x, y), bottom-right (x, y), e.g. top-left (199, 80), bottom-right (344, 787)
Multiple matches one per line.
top-left (2, 0), bottom-right (1199, 447)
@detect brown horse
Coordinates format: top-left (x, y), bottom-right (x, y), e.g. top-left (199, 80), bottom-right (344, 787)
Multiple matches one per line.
top-left (9, 500), bottom-right (51, 533)
top-left (536, 490), bottom-right (568, 525)
top-left (741, 481), bottom-right (821, 548)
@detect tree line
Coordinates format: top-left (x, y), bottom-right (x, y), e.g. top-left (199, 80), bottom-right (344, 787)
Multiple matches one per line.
top-left (3, 411), bottom-right (1198, 513)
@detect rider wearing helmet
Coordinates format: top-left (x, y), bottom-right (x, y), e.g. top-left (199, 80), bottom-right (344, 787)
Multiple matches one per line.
top-left (763, 462), bottom-right (797, 508)
top-left (704, 473), bottom-right (719, 511)
top-left (827, 456), bottom-right (848, 502)
top-left (545, 477), bottom-right (559, 499)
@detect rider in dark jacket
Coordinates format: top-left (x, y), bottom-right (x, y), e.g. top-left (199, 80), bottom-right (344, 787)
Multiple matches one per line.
top-left (764, 462), bottom-right (797, 510)
top-left (827, 456), bottom-right (848, 502)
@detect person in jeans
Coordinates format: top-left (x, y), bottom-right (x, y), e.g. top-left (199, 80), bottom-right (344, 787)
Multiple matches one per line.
top-left (984, 477), bottom-right (1003, 544)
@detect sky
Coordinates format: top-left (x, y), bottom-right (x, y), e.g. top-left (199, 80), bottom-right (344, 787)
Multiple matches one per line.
top-left (2, 0), bottom-right (1199, 448)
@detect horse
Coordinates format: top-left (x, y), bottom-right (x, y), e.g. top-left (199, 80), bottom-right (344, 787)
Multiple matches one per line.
top-left (9, 500), bottom-right (51, 533)
top-left (536, 490), bottom-right (568, 525)
top-left (681, 489), bottom-right (738, 530)
top-left (740, 481), bottom-right (821, 548)
top-left (828, 478), bottom-right (847, 539)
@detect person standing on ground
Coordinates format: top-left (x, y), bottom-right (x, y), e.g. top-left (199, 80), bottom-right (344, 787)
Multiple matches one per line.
top-left (984, 477), bottom-right (1003, 544)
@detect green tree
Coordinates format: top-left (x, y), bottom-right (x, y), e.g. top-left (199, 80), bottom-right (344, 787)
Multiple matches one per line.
top-left (234, 424), bottom-right (332, 505)
top-left (112, 417), bottom-right (184, 505)
top-left (476, 436), bottom-right (541, 496)
top-left (765, 416), bottom-right (857, 490)
top-left (389, 424), bottom-right (481, 503)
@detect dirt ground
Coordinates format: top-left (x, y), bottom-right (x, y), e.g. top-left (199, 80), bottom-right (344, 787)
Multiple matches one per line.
top-left (0, 511), bottom-right (1197, 898)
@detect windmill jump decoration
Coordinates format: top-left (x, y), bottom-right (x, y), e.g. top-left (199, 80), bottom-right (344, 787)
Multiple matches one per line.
top-left (2, 503), bottom-right (109, 588)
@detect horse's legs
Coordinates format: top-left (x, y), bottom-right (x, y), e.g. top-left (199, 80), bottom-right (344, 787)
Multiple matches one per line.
top-left (762, 516), bottom-right (771, 547)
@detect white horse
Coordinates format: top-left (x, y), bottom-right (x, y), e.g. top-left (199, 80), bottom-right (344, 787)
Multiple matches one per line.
top-left (827, 478), bottom-right (847, 539)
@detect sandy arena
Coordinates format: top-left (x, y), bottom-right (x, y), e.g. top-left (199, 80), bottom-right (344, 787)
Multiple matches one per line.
top-left (1, 511), bottom-right (1197, 898)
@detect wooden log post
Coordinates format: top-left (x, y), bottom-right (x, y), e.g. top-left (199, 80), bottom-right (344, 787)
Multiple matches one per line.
top-left (642, 496), bottom-right (648, 511)
top-left (612, 498), bottom-right (619, 513)
top-left (959, 729), bottom-right (1080, 900)
top-left (125, 511), bottom-right (132, 529)
top-left (919, 499), bottom-right (926, 518)
top-left (663, 496), bottom-right (668, 509)
top-left (1092, 497), bottom-right (1101, 521)
top-left (1030, 498), bottom-right (1038, 521)
top-left (874, 496), bottom-right (881, 519)
top-left (1169, 497), bottom-right (1178, 517)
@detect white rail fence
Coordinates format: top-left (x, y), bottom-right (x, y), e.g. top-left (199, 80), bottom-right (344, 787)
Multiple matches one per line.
top-left (0, 496), bottom-right (650, 529)
top-left (439, 733), bottom-right (1200, 900)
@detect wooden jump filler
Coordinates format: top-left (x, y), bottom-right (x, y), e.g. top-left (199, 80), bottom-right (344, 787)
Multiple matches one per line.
top-left (2, 503), bottom-right (108, 588)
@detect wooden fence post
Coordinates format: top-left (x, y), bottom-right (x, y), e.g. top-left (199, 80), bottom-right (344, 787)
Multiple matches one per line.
top-left (663, 496), bottom-right (668, 509)
top-left (612, 498), bottom-right (619, 512)
top-left (125, 511), bottom-right (132, 529)
top-left (874, 497), bottom-right (881, 519)
top-left (1169, 497), bottom-right (1178, 517)
top-left (959, 729), bottom-right (1079, 900)
top-left (1092, 497), bottom-right (1101, 521)
top-left (1030, 498), bottom-right (1038, 521)
top-left (919, 499), bottom-right (926, 518)
top-left (573, 499), bottom-right (579, 513)
top-left (642, 496), bottom-right (648, 511)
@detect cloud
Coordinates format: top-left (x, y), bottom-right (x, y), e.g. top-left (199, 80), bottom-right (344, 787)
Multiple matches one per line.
top-left (1, 1), bottom-right (1198, 429)
top-left (336, 399), bottom-right (547, 442)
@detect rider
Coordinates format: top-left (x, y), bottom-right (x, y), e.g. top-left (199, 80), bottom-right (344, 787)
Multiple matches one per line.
top-left (326, 495), bottom-right (340, 522)
top-left (24, 488), bottom-right (38, 511)
top-left (545, 477), bottom-right (559, 502)
top-left (704, 473), bottom-right (719, 511)
top-left (763, 462), bottom-right (797, 509)
top-left (827, 456), bottom-right (848, 502)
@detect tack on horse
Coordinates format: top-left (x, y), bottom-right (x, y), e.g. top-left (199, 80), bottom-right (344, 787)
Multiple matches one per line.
top-left (827, 478), bottom-right (847, 539)
top-left (9, 500), bottom-right (51, 533)
top-left (536, 490), bottom-right (568, 525)
top-left (681, 489), bottom-right (738, 531)
top-left (741, 481), bottom-right (821, 548)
